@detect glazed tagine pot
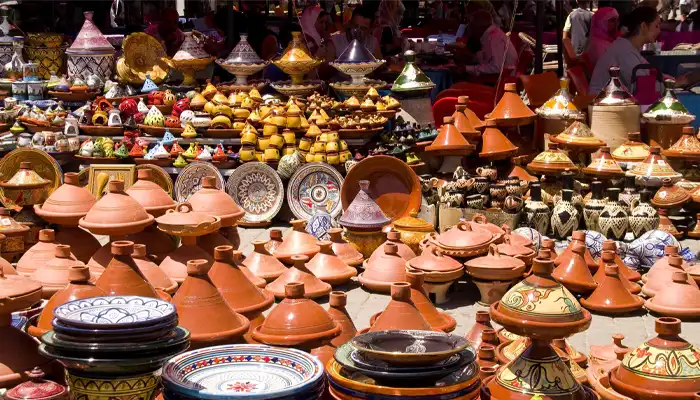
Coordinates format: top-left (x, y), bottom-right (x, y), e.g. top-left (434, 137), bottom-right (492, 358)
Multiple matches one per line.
top-left (189, 176), bottom-right (245, 255)
top-left (645, 270), bottom-right (700, 319)
top-left (608, 317), bottom-right (700, 399)
top-left (242, 239), bottom-right (287, 282)
top-left (626, 146), bottom-right (682, 187)
top-left (273, 219), bottom-right (320, 264)
top-left (611, 131), bottom-right (650, 167)
top-left (552, 242), bottom-right (597, 294)
top-left (642, 252), bottom-right (698, 297)
top-left (424, 220), bottom-right (495, 258)
top-left (406, 245), bottom-right (463, 284)
top-left (551, 120), bottom-right (605, 153)
top-left (391, 50), bottom-right (435, 96)
top-left (339, 180), bottom-right (391, 258)
top-left (482, 253), bottom-right (595, 400)
top-left (486, 82), bottom-right (536, 127)
top-left (156, 202), bottom-right (221, 283)
top-left (0, 208), bottom-right (30, 263)
top-left (589, 66), bottom-right (640, 152)
top-left (329, 31), bottom-right (386, 85)
top-left (358, 243), bottom-right (407, 293)
top-left (663, 126), bottom-right (700, 160)
top-left (554, 231), bottom-right (598, 271)
top-left (272, 32), bottom-right (321, 85)
top-left (3, 367), bottom-right (66, 400)
top-left (216, 34), bottom-right (268, 85)
top-left (306, 241), bottom-right (357, 286)
top-left (94, 241), bottom-right (165, 300)
top-left (535, 78), bottom-right (585, 140)
top-left (583, 146), bottom-right (625, 178)
top-left (65, 11), bottom-right (115, 80)
top-left (0, 161), bottom-right (51, 244)
top-left (328, 291), bottom-right (357, 348)
top-left (453, 96), bottom-right (483, 140)
top-left (643, 80), bottom-right (696, 149)
top-left (33, 172), bottom-right (100, 264)
top-left (527, 143), bottom-right (578, 175)
top-left (266, 254), bottom-right (331, 299)
top-left (169, 31), bottom-right (215, 86)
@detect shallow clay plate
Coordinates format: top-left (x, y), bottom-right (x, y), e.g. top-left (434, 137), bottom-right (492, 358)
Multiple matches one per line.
top-left (342, 155), bottom-right (420, 221)
top-left (351, 330), bottom-right (470, 366)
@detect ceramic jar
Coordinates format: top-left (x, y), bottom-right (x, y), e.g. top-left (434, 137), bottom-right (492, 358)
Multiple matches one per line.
top-left (598, 188), bottom-right (629, 241)
top-left (66, 12), bottom-right (115, 80)
top-left (551, 189), bottom-right (579, 239)
top-left (523, 183), bottom-right (550, 233)
top-left (390, 210), bottom-right (435, 255)
top-left (583, 181), bottom-right (606, 232)
top-left (629, 190), bottom-right (659, 238)
top-left (619, 176), bottom-right (639, 213)
top-left (305, 203), bottom-right (333, 241)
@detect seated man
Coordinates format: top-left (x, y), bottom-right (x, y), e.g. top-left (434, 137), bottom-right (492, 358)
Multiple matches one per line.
top-left (464, 10), bottom-right (518, 76)
top-left (331, 6), bottom-right (382, 58)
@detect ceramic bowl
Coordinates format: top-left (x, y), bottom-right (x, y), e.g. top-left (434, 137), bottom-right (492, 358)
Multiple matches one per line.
top-left (41, 326), bottom-right (190, 354)
top-left (351, 330), bottom-right (470, 366)
top-left (53, 295), bottom-right (176, 329)
top-left (162, 344), bottom-right (325, 400)
top-left (52, 317), bottom-right (178, 340)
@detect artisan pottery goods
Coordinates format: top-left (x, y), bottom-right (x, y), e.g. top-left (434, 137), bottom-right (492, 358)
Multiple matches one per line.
top-left (611, 131), bottom-right (650, 168)
top-left (305, 203), bottom-right (333, 240)
top-left (34, 172), bottom-right (95, 227)
top-left (625, 230), bottom-right (686, 270)
top-left (600, 240), bottom-right (641, 282)
top-left (663, 127), bottom-right (700, 160)
top-left (359, 243), bottom-right (408, 293)
top-left (272, 32), bottom-right (321, 85)
top-left (619, 175), bottom-right (639, 212)
top-left (0, 161), bottom-right (50, 206)
top-left (651, 178), bottom-right (690, 208)
top-left (464, 311), bottom-right (493, 349)
top-left (306, 241), bottom-right (357, 285)
top-left (609, 317), bottom-right (700, 399)
top-left (583, 181), bottom-right (606, 232)
top-left (628, 190), bottom-right (659, 238)
top-left (287, 162), bottom-right (344, 220)
top-left (16, 229), bottom-right (71, 276)
top-left (425, 116), bottom-right (475, 156)
top-left (189, 175), bottom-right (244, 241)
top-left (627, 146), bottom-right (682, 187)
top-left (31, 245), bottom-right (84, 299)
top-left (330, 35), bottom-right (385, 85)
top-left (487, 82), bottom-right (535, 126)
top-left (366, 282), bottom-right (432, 332)
top-left (593, 248), bottom-right (641, 296)
top-left (170, 32), bottom-right (215, 86)
top-left (643, 245), bottom-right (688, 283)
top-left (643, 81), bottom-right (695, 125)
top-left (391, 50), bottom-right (436, 95)
top-left (536, 77), bottom-right (584, 119)
top-left (390, 210), bottom-right (435, 254)
top-left (66, 12), bottom-right (115, 80)
top-left (4, 367), bottom-right (66, 400)
top-left (328, 291), bottom-right (357, 348)
top-left (657, 208), bottom-right (683, 239)
top-left (553, 242), bottom-right (597, 294)
top-left (598, 188), bottom-right (629, 241)
top-left (352, 330), bottom-right (469, 366)
top-left (551, 189), bottom-right (579, 239)
top-left (265, 229), bottom-right (284, 256)
top-left (645, 271), bottom-right (700, 319)
top-left (266, 255), bottom-right (331, 299)
top-left (427, 220), bottom-right (496, 257)
top-left (226, 162), bottom-right (284, 224)
top-left (79, 180), bottom-right (155, 236)
top-left (523, 183), bottom-right (550, 233)
top-left (162, 344), bottom-right (326, 400)
top-left (368, 230), bottom-right (416, 263)
top-left (552, 120), bottom-right (605, 150)
top-left (274, 219), bottom-right (320, 264)
top-left (453, 96), bottom-right (483, 137)
top-left (95, 241), bottom-right (160, 298)
top-left (479, 120), bottom-right (518, 160)
top-left (130, 244), bottom-right (177, 294)
top-left (583, 147), bottom-right (625, 178)
top-left (406, 245), bottom-right (463, 283)
top-left (581, 252), bottom-right (644, 314)
top-left (126, 168), bottom-right (176, 217)
top-left (118, 32), bottom-right (169, 85)
top-left (216, 35), bottom-right (268, 84)
top-left (465, 244), bottom-right (526, 281)
top-left (642, 253), bottom-right (698, 298)
top-left (527, 143), bottom-right (578, 175)
top-left (243, 240), bottom-right (287, 283)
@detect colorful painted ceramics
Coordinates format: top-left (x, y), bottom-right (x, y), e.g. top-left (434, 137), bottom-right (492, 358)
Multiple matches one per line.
top-left (651, 178), bottom-right (690, 208)
top-left (227, 162), bottom-right (284, 224)
top-left (216, 35), bottom-right (268, 85)
top-left (627, 146), bottom-right (682, 187)
top-left (53, 295), bottom-right (175, 328)
top-left (287, 162), bottom-right (343, 220)
top-left (66, 12), bottom-right (115, 80)
top-left (536, 78), bottom-right (584, 120)
top-left (611, 132), bottom-right (650, 163)
top-left (391, 50), bottom-right (435, 95)
top-left (643, 80), bottom-right (695, 124)
top-left (175, 161), bottom-right (225, 202)
top-left (663, 126), bottom-right (700, 160)
top-left (583, 146), bottom-right (625, 178)
top-left (552, 120), bottom-right (605, 150)
top-left (339, 180), bottom-right (391, 230)
top-left (527, 143), bottom-right (577, 175)
top-left (593, 66), bottom-right (637, 106)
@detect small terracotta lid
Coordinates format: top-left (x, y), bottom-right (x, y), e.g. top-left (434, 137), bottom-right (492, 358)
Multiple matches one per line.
top-left (437, 221), bottom-right (494, 250)
top-left (464, 310), bottom-right (493, 349)
top-left (496, 235), bottom-right (535, 260)
top-left (368, 230), bottom-right (416, 263)
top-left (458, 96), bottom-right (485, 129)
top-left (242, 240), bottom-right (287, 281)
top-left (34, 172), bottom-right (96, 226)
top-left (644, 245), bottom-right (684, 284)
top-left (502, 226), bottom-right (534, 248)
top-left (581, 252), bottom-right (644, 314)
top-left (594, 249), bottom-right (642, 295)
top-left (552, 121), bottom-right (606, 149)
top-left (132, 244), bottom-right (178, 294)
top-left (32, 244), bottom-right (85, 299)
top-left (339, 181), bottom-right (391, 230)
top-left (611, 132), bottom-right (650, 162)
top-left (368, 282), bottom-right (432, 332)
top-left (465, 244), bottom-right (526, 281)
top-left (468, 214), bottom-right (506, 240)
top-left (125, 169), bottom-right (177, 217)
top-left (404, 270), bottom-right (456, 332)
top-left (4, 367), bottom-right (66, 400)
top-left (552, 242), bottom-right (597, 294)
top-left (554, 231), bottom-right (597, 269)
top-left (0, 268), bottom-right (43, 314)
top-left (645, 271), bottom-right (700, 318)
top-left (274, 220), bottom-right (321, 263)
top-left (155, 202), bottom-right (221, 237)
top-left (252, 282), bottom-right (341, 346)
top-left (663, 130), bottom-right (700, 159)
top-left (601, 240), bottom-right (641, 282)
top-left (479, 120), bottom-right (518, 159)
top-left (583, 146), bottom-right (625, 178)
top-left (487, 83), bottom-right (536, 125)
top-left (79, 180), bottom-right (155, 236)
top-left (306, 241), bottom-right (357, 286)
top-left (359, 243), bottom-right (408, 293)
top-left (425, 116), bottom-right (475, 155)
top-left (188, 176), bottom-right (245, 227)
top-left (0, 161), bottom-right (50, 190)
top-left (327, 227), bottom-right (363, 266)
top-left (642, 253), bottom-right (698, 297)
top-left (651, 178), bottom-right (690, 208)
top-left (265, 255), bottom-right (331, 299)
top-left (407, 245), bottom-right (462, 273)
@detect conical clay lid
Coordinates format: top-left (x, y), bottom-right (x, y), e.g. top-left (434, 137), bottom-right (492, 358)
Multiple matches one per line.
top-left (189, 176), bottom-right (244, 227)
top-left (642, 253), bottom-right (698, 297)
top-left (552, 242), bottom-right (597, 294)
top-left (274, 220), bottom-right (320, 264)
top-left (645, 272), bottom-right (700, 318)
top-left (34, 172), bottom-right (95, 226)
top-left (79, 180), bottom-right (155, 236)
top-left (487, 83), bottom-right (535, 125)
top-left (583, 146), bottom-right (625, 178)
top-left (31, 245), bottom-right (85, 299)
top-left (392, 50), bottom-right (435, 93)
top-left (479, 120), bottom-right (518, 159)
top-left (582, 252), bottom-right (644, 314)
top-left (359, 243), bottom-right (407, 293)
top-left (242, 240), bottom-right (287, 281)
top-left (126, 169), bottom-right (176, 217)
top-left (594, 252), bottom-right (641, 295)
top-left (369, 282), bottom-right (432, 332)
top-left (554, 231), bottom-right (597, 270)
top-left (339, 180), bottom-right (391, 230)
top-left (265, 255), bottom-right (331, 299)
top-left (644, 245), bottom-right (687, 283)
top-left (601, 240), bottom-right (641, 282)
top-left (406, 271), bottom-right (456, 332)
top-left (306, 241), bottom-right (357, 286)
top-left (368, 230), bottom-right (416, 264)
top-left (464, 311), bottom-right (493, 349)
top-left (664, 127), bottom-right (700, 158)
top-left (17, 229), bottom-right (75, 276)
top-left (425, 117), bottom-right (474, 154)
top-left (95, 241), bottom-right (159, 298)
top-left (328, 291), bottom-right (357, 347)
top-left (328, 228), bottom-right (363, 266)
top-left (458, 96), bottom-right (484, 130)
top-left (552, 120), bottom-right (605, 149)
top-left (132, 244), bottom-right (177, 294)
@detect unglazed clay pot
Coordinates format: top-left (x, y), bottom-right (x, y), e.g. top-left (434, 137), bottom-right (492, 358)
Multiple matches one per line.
top-left (327, 291), bottom-right (357, 348)
top-left (265, 229), bottom-right (284, 256)
top-left (367, 230), bottom-right (416, 263)
top-left (265, 255), bottom-right (331, 299)
top-left (31, 244), bottom-right (85, 299)
top-left (359, 243), bottom-right (407, 293)
top-left (242, 240), bottom-right (287, 282)
top-left (54, 226), bottom-right (101, 265)
top-left (610, 317), bottom-right (700, 399)
top-left (600, 240), bottom-right (641, 282)
top-left (368, 282), bottom-right (432, 332)
top-left (327, 227), bottom-right (363, 266)
top-left (478, 345), bottom-right (499, 369)
top-left (197, 231), bottom-right (232, 257)
top-left (125, 169), bottom-right (176, 217)
top-left (79, 180), bottom-right (155, 236)
top-left (125, 225), bottom-right (177, 264)
top-left (405, 245), bottom-right (463, 283)
top-left (208, 245), bottom-right (274, 343)
top-left (17, 229), bottom-right (76, 277)
top-left (642, 253), bottom-right (698, 297)
top-left (642, 245), bottom-right (688, 284)
top-left (554, 231), bottom-right (598, 271)
top-left (274, 219), bottom-right (320, 264)
top-left (645, 271), bottom-right (700, 319)
top-left (95, 241), bottom-right (159, 298)
top-left (29, 265), bottom-right (104, 338)
top-left (552, 242), bottom-right (597, 294)
top-left (306, 241), bottom-right (357, 286)
top-left (34, 172), bottom-right (96, 227)
top-left (172, 259), bottom-right (250, 349)
top-left (594, 249), bottom-right (642, 295)
top-left (465, 244), bottom-right (526, 281)
top-left (581, 252), bottom-right (644, 315)
top-left (189, 176), bottom-right (245, 227)
top-left (131, 244), bottom-right (177, 294)
top-left (464, 311), bottom-right (493, 349)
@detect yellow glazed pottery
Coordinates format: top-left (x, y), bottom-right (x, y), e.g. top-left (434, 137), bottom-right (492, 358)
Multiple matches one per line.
top-left (392, 210), bottom-right (436, 254)
top-left (344, 228), bottom-right (385, 259)
top-left (272, 32), bottom-right (321, 85)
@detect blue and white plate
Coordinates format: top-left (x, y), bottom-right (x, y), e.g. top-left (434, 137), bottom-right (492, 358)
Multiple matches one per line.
top-left (162, 344), bottom-right (325, 400)
top-left (53, 296), bottom-right (176, 329)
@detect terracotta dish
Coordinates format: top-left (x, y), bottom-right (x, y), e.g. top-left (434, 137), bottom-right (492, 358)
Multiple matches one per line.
top-left (486, 82), bottom-right (536, 126)
top-left (367, 282), bottom-right (432, 332)
top-left (306, 241), bottom-right (357, 286)
top-left (359, 243), bottom-right (407, 293)
top-left (645, 271), bottom-right (700, 319)
top-left (273, 220), bottom-right (320, 264)
top-left (265, 255), bottom-right (331, 299)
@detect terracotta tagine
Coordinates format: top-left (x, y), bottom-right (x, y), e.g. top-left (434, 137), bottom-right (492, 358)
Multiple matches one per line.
top-left (368, 230), bottom-right (416, 264)
top-left (508, 156), bottom-right (538, 182)
top-left (0, 162), bottom-right (50, 207)
top-left (527, 143), bottom-right (578, 175)
top-left (208, 245), bottom-right (275, 343)
top-left (189, 176), bottom-right (245, 254)
top-left (496, 235), bottom-right (536, 265)
top-left (358, 242), bottom-right (407, 293)
top-left (651, 178), bottom-right (690, 208)
top-left (589, 333), bottom-right (629, 363)
top-left (367, 282), bottom-right (432, 332)
top-left (79, 180), bottom-right (155, 236)
top-left (274, 219), bottom-right (320, 264)
top-left (428, 220), bottom-right (495, 258)
top-left (465, 311), bottom-right (493, 349)
top-left (16, 229), bottom-right (73, 277)
top-left (242, 240), bottom-right (287, 282)
top-left (600, 240), bottom-right (641, 282)
top-left (479, 119), bottom-right (518, 160)
top-left (465, 244), bottom-right (526, 282)
top-left (251, 282), bottom-right (341, 363)
top-left (552, 242), bottom-right (597, 294)
top-left (645, 271), bottom-right (700, 319)
top-left (457, 96), bottom-right (485, 129)
top-left (642, 245), bottom-right (687, 284)
top-left (611, 132), bottom-right (650, 164)
top-left (581, 252), bottom-right (644, 314)
top-left (31, 244), bottom-right (85, 299)
top-left (487, 82), bottom-right (536, 126)
top-left (126, 168), bottom-right (176, 217)
top-left (657, 208), bottom-right (683, 238)
top-left (609, 317), bottom-right (700, 399)
top-left (425, 116), bottom-right (475, 156)
top-left (554, 231), bottom-right (598, 271)
top-left (390, 210), bottom-right (436, 254)
top-left (125, 225), bottom-right (177, 265)
top-left (306, 241), bottom-right (357, 286)
top-left (327, 228), bottom-right (363, 267)
top-left (627, 146), bottom-right (682, 187)
top-left (131, 244), bottom-right (177, 294)
top-left (583, 146), bottom-right (625, 178)
top-left (453, 97), bottom-right (482, 140)
top-left (594, 250), bottom-right (641, 296)
top-left (95, 241), bottom-right (160, 298)
top-left (328, 291), bottom-right (357, 348)
top-left (405, 245), bottom-right (463, 283)
top-left (29, 265), bottom-right (104, 338)
top-left (265, 254), bottom-right (331, 299)
top-left (265, 229), bottom-right (284, 255)
top-left (642, 253), bottom-right (698, 297)
top-left (172, 259), bottom-right (250, 349)
top-left (468, 214), bottom-right (506, 243)
top-left (552, 120), bottom-right (606, 151)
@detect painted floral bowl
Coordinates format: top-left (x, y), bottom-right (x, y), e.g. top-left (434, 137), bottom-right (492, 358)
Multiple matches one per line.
top-left (351, 330), bottom-right (470, 366)
top-left (216, 61), bottom-right (268, 85)
top-left (53, 295), bottom-right (176, 329)
top-left (162, 344), bottom-right (325, 400)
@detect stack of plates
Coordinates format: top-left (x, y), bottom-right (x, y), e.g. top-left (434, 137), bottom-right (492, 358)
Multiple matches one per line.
top-left (39, 296), bottom-right (189, 375)
top-left (162, 344), bottom-right (326, 400)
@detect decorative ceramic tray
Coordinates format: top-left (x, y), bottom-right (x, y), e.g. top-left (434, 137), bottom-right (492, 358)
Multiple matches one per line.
top-left (52, 317), bottom-right (178, 337)
top-left (287, 162), bottom-right (344, 220)
top-left (174, 161), bottom-right (224, 202)
top-left (162, 344), bottom-right (325, 400)
top-left (0, 148), bottom-right (62, 209)
top-left (351, 330), bottom-right (470, 365)
top-left (53, 296), bottom-right (176, 329)
top-left (226, 162), bottom-right (283, 224)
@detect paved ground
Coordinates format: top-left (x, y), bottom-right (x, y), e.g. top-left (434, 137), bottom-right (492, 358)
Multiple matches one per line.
top-left (235, 225), bottom-right (700, 354)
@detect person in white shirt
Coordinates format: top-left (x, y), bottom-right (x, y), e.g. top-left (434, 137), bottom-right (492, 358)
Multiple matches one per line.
top-left (563, 0), bottom-right (593, 55)
top-left (464, 10), bottom-right (518, 76)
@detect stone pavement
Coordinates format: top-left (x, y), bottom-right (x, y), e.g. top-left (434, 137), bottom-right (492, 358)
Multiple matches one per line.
top-left (237, 226), bottom-right (700, 354)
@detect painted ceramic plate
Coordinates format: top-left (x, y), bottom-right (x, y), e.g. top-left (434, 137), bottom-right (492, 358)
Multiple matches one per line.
top-left (41, 326), bottom-right (189, 353)
top-left (0, 148), bottom-right (62, 210)
top-left (351, 330), bottom-right (470, 366)
top-left (136, 163), bottom-right (174, 196)
top-left (341, 155), bottom-right (420, 221)
top-left (162, 344), bottom-right (325, 400)
top-left (53, 295), bottom-right (176, 329)
top-left (287, 162), bottom-right (344, 220)
top-left (226, 162), bottom-right (283, 224)
top-left (175, 161), bottom-right (224, 202)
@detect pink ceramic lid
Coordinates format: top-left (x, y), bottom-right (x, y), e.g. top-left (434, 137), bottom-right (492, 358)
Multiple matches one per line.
top-left (67, 12), bottom-right (114, 54)
top-left (4, 368), bottom-right (66, 400)
top-left (339, 180), bottom-right (391, 229)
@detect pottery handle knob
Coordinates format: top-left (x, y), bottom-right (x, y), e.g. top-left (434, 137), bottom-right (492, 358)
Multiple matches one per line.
top-left (488, 244), bottom-right (500, 258)
top-left (175, 202), bottom-right (193, 213)
top-left (472, 214), bottom-right (487, 224)
top-left (456, 221), bottom-right (471, 231)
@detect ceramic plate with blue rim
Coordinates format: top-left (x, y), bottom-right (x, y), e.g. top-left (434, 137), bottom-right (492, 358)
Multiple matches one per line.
top-left (162, 344), bottom-right (325, 400)
top-left (53, 296), bottom-right (176, 329)
top-left (52, 317), bottom-right (178, 337)
top-left (41, 326), bottom-right (190, 353)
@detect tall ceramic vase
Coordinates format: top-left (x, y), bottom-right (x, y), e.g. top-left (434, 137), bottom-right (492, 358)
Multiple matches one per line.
top-left (583, 181), bottom-right (606, 232)
top-left (628, 189), bottom-right (659, 239)
top-left (551, 189), bottom-right (579, 239)
top-left (66, 12), bottom-right (115, 81)
top-left (524, 183), bottom-right (550, 233)
top-left (598, 188), bottom-right (629, 240)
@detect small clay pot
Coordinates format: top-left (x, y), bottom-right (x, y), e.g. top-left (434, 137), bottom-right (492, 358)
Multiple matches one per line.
top-left (368, 282), bottom-right (432, 332)
top-left (265, 255), bottom-right (331, 299)
top-left (552, 242), bottom-right (597, 294)
top-left (31, 244), bottom-right (85, 299)
top-left (79, 180), bottom-right (155, 236)
top-left (464, 311), bottom-right (493, 349)
top-left (306, 241), bottom-right (357, 286)
top-left (242, 240), bottom-right (287, 282)
top-left (34, 172), bottom-right (96, 226)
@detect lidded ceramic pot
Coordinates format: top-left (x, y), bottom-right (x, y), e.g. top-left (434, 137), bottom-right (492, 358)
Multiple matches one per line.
top-left (590, 66), bottom-right (640, 153)
top-left (66, 12), bottom-right (115, 80)
top-left (274, 220), bottom-right (320, 264)
top-left (554, 231), bottom-right (597, 271)
top-left (329, 31), bottom-right (386, 85)
top-left (465, 244), bottom-right (526, 281)
top-left (131, 244), bottom-right (177, 294)
top-left (265, 229), bottom-right (285, 256)
top-left (31, 244), bottom-right (85, 299)
top-left (425, 116), bottom-right (475, 155)
top-left (170, 32), bottom-right (215, 86)
top-left (0, 161), bottom-right (50, 206)
top-left (610, 317), bottom-right (700, 399)
top-left (643, 81), bottom-right (695, 149)
top-left (368, 230), bottom-right (416, 263)
top-left (551, 120), bottom-right (605, 151)
top-left (581, 252), bottom-right (644, 314)
top-left (456, 96), bottom-right (485, 130)
top-left (34, 172), bottom-right (95, 226)
top-left (452, 97), bottom-right (482, 140)
top-left (242, 240), bottom-right (287, 282)
top-left (189, 176), bottom-right (244, 227)
top-left (95, 241), bottom-right (160, 299)
top-left (328, 291), bottom-right (357, 348)
top-left (536, 77), bottom-right (585, 120)
top-left (645, 271), bottom-right (700, 319)
top-left (487, 82), bottom-right (536, 127)
top-left (527, 143), bottom-right (578, 175)
top-left (429, 220), bottom-right (495, 258)
top-left (468, 214), bottom-right (506, 243)
top-left (79, 180), bottom-right (155, 236)
top-left (306, 241), bottom-right (357, 286)
top-left (271, 31), bottom-right (321, 85)
top-left (406, 245), bottom-right (463, 283)
top-left (327, 227), bottom-right (363, 266)
top-left (611, 131), bottom-right (650, 164)
top-left (125, 169), bottom-right (176, 217)
top-left (651, 178), bottom-right (690, 208)
top-left (216, 35), bottom-right (268, 85)
top-left (367, 282), bottom-right (432, 332)
top-left (643, 245), bottom-right (688, 284)
top-left (391, 50), bottom-right (435, 96)
top-left (479, 119), bottom-right (518, 160)
top-left (663, 126), bottom-right (700, 160)
top-left (339, 180), bottom-right (391, 230)
top-left (464, 311), bottom-right (493, 349)
top-left (265, 254), bottom-right (331, 299)
top-left (583, 146), bottom-right (625, 178)
top-left (358, 243), bottom-right (407, 293)
top-left (172, 259), bottom-right (250, 349)
top-left (552, 242), bottom-right (597, 294)
top-left (599, 240), bottom-right (641, 282)
top-left (3, 367), bottom-right (66, 400)
top-left (642, 253), bottom-right (698, 298)
top-left (626, 146), bottom-right (682, 187)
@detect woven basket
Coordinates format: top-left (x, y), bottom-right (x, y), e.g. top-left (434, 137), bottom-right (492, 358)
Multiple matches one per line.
top-left (589, 104), bottom-right (641, 152)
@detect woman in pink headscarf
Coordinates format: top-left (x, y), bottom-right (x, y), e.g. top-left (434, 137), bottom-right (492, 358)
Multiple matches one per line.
top-left (299, 6), bottom-right (336, 61)
top-left (586, 7), bottom-right (620, 67)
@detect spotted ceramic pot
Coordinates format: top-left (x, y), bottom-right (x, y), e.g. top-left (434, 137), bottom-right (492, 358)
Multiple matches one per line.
top-left (143, 106), bottom-right (165, 127)
top-left (598, 189), bottom-right (628, 241)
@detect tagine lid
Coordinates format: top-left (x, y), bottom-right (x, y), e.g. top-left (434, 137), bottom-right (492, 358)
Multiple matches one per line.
top-left (580, 262), bottom-right (645, 313)
top-left (407, 245), bottom-right (462, 272)
top-left (188, 176), bottom-right (244, 227)
top-left (583, 146), bottom-right (625, 177)
top-left (453, 105), bottom-right (481, 135)
top-left (536, 78), bottom-right (585, 120)
top-left (652, 178), bottom-right (690, 208)
top-left (0, 162), bottom-right (51, 190)
top-left (425, 117), bottom-right (475, 153)
top-left (393, 210), bottom-right (434, 232)
top-left (339, 180), bottom-right (391, 229)
top-left (392, 50), bottom-right (436, 92)
top-left (335, 31), bottom-right (378, 63)
top-left (527, 143), bottom-right (577, 174)
top-left (0, 208), bottom-right (29, 235)
top-left (479, 120), bottom-right (518, 158)
top-left (610, 317), bottom-right (700, 398)
top-left (125, 168), bottom-right (176, 216)
top-left (173, 31), bottom-right (212, 61)
top-left (643, 80), bottom-right (695, 124)
top-left (34, 172), bottom-right (96, 224)
top-left (628, 146), bottom-right (681, 178)
top-left (4, 367), bottom-right (66, 400)
top-left (79, 180), bottom-right (155, 236)
top-left (67, 11), bottom-right (114, 54)
top-left (437, 221), bottom-right (495, 250)
top-left (464, 244), bottom-right (526, 280)
top-left (251, 282), bottom-right (341, 346)
top-left (663, 127), bottom-right (700, 158)
top-left (486, 83), bottom-right (535, 123)
top-left (220, 34), bottom-right (265, 65)
top-left (458, 96), bottom-right (485, 129)
top-left (551, 121), bottom-right (606, 149)
top-left (155, 202), bottom-right (221, 236)
top-left (645, 272), bottom-right (700, 317)
top-left (593, 66), bottom-right (638, 106)
top-left (0, 269), bottom-right (42, 313)
top-left (611, 132), bottom-right (650, 162)
top-left (277, 31), bottom-right (318, 63)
